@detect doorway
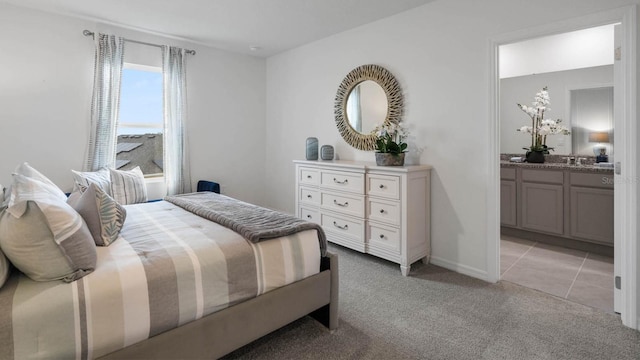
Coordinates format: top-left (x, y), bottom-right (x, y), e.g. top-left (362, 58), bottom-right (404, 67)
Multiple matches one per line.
top-left (487, 6), bottom-right (637, 329)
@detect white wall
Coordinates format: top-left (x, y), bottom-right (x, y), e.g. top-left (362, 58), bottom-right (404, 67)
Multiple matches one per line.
top-left (0, 3), bottom-right (267, 205)
top-left (500, 24), bottom-right (615, 79)
top-left (500, 65), bottom-right (613, 155)
top-left (265, 0), bottom-right (640, 282)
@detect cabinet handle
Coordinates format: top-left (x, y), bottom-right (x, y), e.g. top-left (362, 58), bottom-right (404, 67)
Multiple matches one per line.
top-left (333, 221), bottom-right (348, 230)
top-left (307, 175), bottom-right (312, 179)
top-left (307, 215), bottom-right (312, 219)
top-left (333, 178), bottom-right (348, 185)
top-left (379, 234), bottom-right (385, 239)
top-left (333, 199), bottom-right (349, 207)
top-left (379, 184), bottom-right (385, 189)
top-left (307, 194), bottom-right (312, 199)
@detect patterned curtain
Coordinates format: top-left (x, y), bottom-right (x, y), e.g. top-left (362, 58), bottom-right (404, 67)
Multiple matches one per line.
top-left (85, 33), bottom-right (125, 171)
top-left (162, 46), bottom-right (192, 195)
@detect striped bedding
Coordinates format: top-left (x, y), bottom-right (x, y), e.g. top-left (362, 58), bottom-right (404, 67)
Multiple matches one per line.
top-left (0, 200), bottom-right (322, 359)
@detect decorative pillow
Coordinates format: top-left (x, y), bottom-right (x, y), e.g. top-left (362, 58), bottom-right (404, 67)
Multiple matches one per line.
top-left (109, 166), bottom-right (148, 204)
top-left (0, 174), bottom-right (96, 282)
top-left (72, 168), bottom-right (112, 196)
top-left (68, 183), bottom-right (126, 246)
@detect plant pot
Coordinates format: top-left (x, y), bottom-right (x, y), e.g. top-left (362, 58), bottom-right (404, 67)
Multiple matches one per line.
top-left (525, 150), bottom-right (545, 163)
top-left (375, 152), bottom-right (405, 166)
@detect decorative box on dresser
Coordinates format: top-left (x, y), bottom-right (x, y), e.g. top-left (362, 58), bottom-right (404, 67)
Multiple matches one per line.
top-left (294, 160), bottom-right (431, 276)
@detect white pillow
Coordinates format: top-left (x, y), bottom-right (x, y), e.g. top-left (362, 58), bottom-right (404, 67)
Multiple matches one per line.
top-left (109, 167), bottom-right (148, 204)
top-left (12, 163), bottom-right (67, 204)
top-left (72, 168), bottom-right (112, 196)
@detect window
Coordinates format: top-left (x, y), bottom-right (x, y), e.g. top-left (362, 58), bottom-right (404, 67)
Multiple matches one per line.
top-left (117, 63), bottom-right (163, 176)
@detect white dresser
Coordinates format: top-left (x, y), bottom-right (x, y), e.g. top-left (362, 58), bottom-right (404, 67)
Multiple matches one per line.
top-left (294, 160), bottom-right (431, 276)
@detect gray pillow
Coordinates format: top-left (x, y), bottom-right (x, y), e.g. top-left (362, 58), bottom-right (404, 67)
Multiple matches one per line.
top-left (2, 171), bottom-right (96, 282)
top-left (68, 183), bottom-right (127, 246)
top-left (0, 201), bottom-right (96, 282)
top-left (109, 166), bottom-right (148, 204)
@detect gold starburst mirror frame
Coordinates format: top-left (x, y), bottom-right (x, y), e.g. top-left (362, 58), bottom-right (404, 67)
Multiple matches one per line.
top-left (334, 64), bottom-right (404, 151)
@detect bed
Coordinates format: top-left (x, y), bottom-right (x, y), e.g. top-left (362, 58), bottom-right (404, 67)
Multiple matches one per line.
top-left (0, 191), bottom-right (338, 359)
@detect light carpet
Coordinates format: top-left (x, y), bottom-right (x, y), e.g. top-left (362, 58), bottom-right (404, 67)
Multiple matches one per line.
top-left (223, 244), bottom-right (640, 359)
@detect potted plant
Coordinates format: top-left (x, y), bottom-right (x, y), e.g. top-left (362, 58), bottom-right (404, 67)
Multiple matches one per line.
top-left (372, 122), bottom-right (408, 166)
top-left (516, 86), bottom-right (570, 163)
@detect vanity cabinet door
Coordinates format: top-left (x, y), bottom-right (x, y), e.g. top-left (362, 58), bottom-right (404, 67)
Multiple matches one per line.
top-left (570, 187), bottom-right (614, 245)
top-left (500, 180), bottom-right (517, 227)
top-left (521, 182), bottom-right (564, 235)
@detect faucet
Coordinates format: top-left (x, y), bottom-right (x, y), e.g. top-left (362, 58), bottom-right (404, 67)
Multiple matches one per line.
top-left (563, 156), bottom-right (576, 165)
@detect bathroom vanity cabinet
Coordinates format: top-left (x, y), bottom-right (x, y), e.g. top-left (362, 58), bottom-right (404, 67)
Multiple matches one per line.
top-left (500, 164), bottom-right (613, 246)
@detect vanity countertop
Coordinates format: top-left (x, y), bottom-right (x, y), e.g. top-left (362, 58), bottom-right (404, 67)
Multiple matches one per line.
top-left (500, 160), bottom-right (613, 173)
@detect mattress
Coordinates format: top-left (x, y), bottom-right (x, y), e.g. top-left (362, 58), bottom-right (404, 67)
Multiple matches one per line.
top-left (0, 200), bottom-right (322, 359)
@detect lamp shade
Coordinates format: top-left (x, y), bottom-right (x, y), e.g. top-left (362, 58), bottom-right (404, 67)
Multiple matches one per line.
top-left (588, 131), bottom-right (610, 143)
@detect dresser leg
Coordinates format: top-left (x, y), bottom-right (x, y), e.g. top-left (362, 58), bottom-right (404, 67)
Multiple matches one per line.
top-left (421, 255), bottom-right (430, 265)
top-left (400, 265), bottom-right (410, 276)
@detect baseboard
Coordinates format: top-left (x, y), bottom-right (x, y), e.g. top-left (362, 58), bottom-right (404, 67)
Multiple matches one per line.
top-left (429, 256), bottom-right (488, 282)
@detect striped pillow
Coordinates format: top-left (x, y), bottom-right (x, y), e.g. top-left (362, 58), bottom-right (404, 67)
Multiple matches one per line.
top-left (71, 168), bottom-right (112, 196)
top-left (109, 167), bottom-right (148, 205)
top-left (68, 183), bottom-right (127, 246)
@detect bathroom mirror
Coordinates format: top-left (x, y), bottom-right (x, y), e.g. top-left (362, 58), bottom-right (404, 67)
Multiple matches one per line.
top-left (335, 64), bottom-right (403, 151)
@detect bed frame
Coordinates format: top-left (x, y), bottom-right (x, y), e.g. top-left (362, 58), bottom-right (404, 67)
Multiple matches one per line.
top-left (99, 252), bottom-right (338, 359)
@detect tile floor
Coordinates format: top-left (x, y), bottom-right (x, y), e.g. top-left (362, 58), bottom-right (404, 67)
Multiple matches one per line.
top-left (500, 235), bottom-right (614, 313)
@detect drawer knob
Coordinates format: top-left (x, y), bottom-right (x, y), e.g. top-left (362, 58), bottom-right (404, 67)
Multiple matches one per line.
top-left (379, 209), bottom-right (385, 214)
top-left (333, 221), bottom-right (348, 230)
top-left (333, 199), bottom-right (349, 207)
top-left (379, 184), bottom-right (385, 189)
top-left (307, 175), bottom-right (312, 179)
top-left (379, 234), bottom-right (385, 239)
top-left (333, 178), bottom-right (348, 185)
top-left (307, 215), bottom-right (312, 219)
top-left (307, 194), bottom-right (312, 199)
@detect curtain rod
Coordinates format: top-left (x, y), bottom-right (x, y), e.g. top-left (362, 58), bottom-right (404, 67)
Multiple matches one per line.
top-left (83, 30), bottom-right (196, 55)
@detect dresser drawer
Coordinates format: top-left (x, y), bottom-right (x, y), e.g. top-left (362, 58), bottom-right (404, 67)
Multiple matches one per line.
top-left (299, 167), bottom-right (320, 186)
top-left (321, 212), bottom-right (364, 239)
top-left (299, 206), bottom-right (320, 224)
top-left (320, 171), bottom-right (364, 194)
top-left (367, 174), bottom-right (400, 199)
top-left (321, 191), bottom-right (365, 218)
top-left (299, 187), bottom-right (320, 205)
top-left (368, 223), bottom-right (400, 253)
top-left (367, 198), bottom-right (400, 226)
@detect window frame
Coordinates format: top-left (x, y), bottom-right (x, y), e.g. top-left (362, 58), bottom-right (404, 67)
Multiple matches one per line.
top-left (117, 62), bottom-right (164, 178)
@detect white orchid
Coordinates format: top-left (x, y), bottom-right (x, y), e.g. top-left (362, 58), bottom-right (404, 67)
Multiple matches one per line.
top-left (372, 122), bottom-right (409, 154)
top-left (517, 126), bottom-right (532, 133)
top-left (516, 86), bottom-right (570, 152)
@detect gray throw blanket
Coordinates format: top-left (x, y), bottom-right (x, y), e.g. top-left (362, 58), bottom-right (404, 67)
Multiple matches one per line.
top-left (165, 192), bottom-right (327, 256)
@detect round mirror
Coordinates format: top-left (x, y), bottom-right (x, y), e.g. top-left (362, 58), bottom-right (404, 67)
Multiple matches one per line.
top-left (345, 80), bottom-right (389, 134)
top-left (335, 64), bottom-right (403, 151)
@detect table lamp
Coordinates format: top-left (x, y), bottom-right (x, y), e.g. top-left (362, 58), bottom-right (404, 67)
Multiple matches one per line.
top-left (588, 131), bottom-right (610, 163)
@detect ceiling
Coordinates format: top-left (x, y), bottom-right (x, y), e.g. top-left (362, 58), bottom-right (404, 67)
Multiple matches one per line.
top-left (1, 0), bottom-right (436, 57)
